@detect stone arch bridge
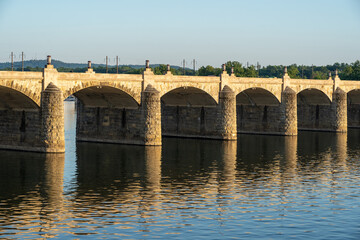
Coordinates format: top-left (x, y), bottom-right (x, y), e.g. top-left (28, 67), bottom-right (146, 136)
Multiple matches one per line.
top-left (1, 56), bottom-right (359, 152)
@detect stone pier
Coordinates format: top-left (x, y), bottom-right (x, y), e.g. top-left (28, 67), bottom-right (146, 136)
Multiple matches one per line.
top-left (41, 83), bottom-right (65, 152)
top-left (142, 85), bottom-right (162, 145)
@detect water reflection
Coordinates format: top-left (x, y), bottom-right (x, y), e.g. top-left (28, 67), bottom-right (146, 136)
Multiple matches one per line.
top-left (0, 152), bottom-right (65, 238)
top-left (0, 128), bottom-right (360, 239)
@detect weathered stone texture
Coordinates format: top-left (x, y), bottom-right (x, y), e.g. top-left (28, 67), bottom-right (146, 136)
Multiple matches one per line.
top-left (237, 105), bottom-right (283, 134)
top-left (218, 86), bottom-right (237, 140)
top-left (297, 104), bottom-right (332, 131)
top-left (0, 109), bottom-right (42, 151)
top-left (141, 85), bottom-right (162, 145)
top-left (281, 87), bottom-right (297, 135)
top-left (41, 83), bottom-right (65, 152)
top-left (348, 103), bottom-right (360, 128)
top-left (161, 106), bottom-right (219, 138)
top-left (331, 88), bottom-right (347, 132)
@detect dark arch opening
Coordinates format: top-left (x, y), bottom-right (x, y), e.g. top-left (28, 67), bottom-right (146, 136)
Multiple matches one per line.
top-left (236, 88), bottom-right (281, 134)
top-left (347, 89), bottom-right (360, 128)
top-left (0, 86), bottom-right (41, 150)
top-left (0, 86), bottom-right (39, 110)
top-left (236, 88), bottom-right (280, 106)
top-left (297, 89), bottom-right (332, 131)
top-left (161, 87), bottom-right (218, 139)
top-left (297, 89), bottom-right (331, 106)
top-left (72, 86), bottom-right (139, 109)
top-left (161, 87), bottom-right (217, 107)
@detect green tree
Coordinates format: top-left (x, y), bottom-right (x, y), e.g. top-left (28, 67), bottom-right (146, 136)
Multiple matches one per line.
top-left (287, 65), bottom-right (300, 78)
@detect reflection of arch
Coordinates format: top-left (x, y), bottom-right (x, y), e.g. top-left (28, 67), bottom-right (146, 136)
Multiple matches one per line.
top-left (71, 86), bottom-right (139, 109)
top-left (161, 87), bottom-right (217, 107)
top-left (63, 82), bottom-right (139, 105)
top-left (236, 88), bottom-right (280, 106)
top-left (347, 89), bottom-right (360, 104)
top-left (0, 86), bottom-right (40, 109)
top-left (297, 88), bottom-right (331, 105)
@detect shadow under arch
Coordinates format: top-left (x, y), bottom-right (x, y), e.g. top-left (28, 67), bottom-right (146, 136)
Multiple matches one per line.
top-left (0, 86), bottom-right (42, 151)
top-left (236, 87), bottom-right (282, 134)
top-left (71, 85), bottom-right (139, 109)
top-left (0, 85), bottom-right (40, 110)
top-left (161, 87), bottom-right (219, 139)
top-left (297, 88), bottom-right (332, 131)
top-left (347, 89), bottom-right (360, 128)
top-left (161, 86), bottom-right (217, 107)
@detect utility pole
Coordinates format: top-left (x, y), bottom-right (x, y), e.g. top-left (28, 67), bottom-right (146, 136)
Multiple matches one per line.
top-left (11, 52), bottom-right (14, 71)
top-left (183, 59), bottom-right (185, 75)
top-left (21, 52), bottom-right (24, 71)
top-left (116, 56), bottom-right (119, 74)
top-left (311, 64), bottom-right (314, 79)
top-left (302, 65), bottom-right (304, 78)
top-left (193, 59), bottom-right (196, 75)
top-left (106, 56), bottom-right (108, 73)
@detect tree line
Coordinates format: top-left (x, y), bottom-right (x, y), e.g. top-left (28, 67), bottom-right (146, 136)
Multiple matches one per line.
top-left (2, 60), bottom-right (360, 80)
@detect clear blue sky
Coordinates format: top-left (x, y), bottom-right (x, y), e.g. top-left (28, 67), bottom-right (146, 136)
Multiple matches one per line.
top-left (0, 0), bottom-right (359, 67)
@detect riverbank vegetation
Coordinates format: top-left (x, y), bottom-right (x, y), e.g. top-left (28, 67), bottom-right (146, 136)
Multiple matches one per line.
top-left (2, 60), bottom-right (359, 80)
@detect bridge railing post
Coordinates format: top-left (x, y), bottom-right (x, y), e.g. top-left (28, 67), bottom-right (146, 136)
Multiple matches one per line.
top-left (142, 60), bottom-right (155, 91)
top-left (220, 64), bottom-right (230, 91)
top-left (42, 55), bottom-right (59, 91)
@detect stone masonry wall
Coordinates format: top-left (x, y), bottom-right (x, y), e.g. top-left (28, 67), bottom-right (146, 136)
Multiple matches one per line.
top-left (348, 103), bottom-right (360, 128)
top-left (76, 100), bottom-right (144, 145)
top-left (161, 105), bottom-right (220, 138)
top-left (297, 104), bottom-right (333, 130)
top-left (236, 105), bottom-right (283, 134)
top-left (0, 109), bottom-right (43, 151)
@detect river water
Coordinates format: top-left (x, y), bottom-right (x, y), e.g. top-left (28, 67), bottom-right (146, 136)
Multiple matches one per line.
top-left (0, 102), bottom-right (359, 239)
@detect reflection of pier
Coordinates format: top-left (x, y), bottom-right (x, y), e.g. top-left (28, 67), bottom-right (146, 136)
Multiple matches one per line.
top-left (0, 152), bottom-right (65, 238)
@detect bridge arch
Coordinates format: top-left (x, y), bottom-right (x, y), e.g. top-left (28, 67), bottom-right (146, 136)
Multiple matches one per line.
top-left (236, 87), bottom-right (280, 106)
top-left (236, 87), bottom-right (281, 134)
top-left (347, 89), bottom-right (360, 104)
top-left (63, 82), bottom-right (140, 106)
top-left (0, 85), bottom-right (42, 152)
top-left (0, 83), bottom-right (40, 107)
top-left (297, 88), bottom-right (332, 131)
top-left (161, 86), bottom-right (219, 139)
top-left (0, 85), bottom-right (40, 110)
top-left (65, 85), bottom-right (139, 109)
top-left (161, 87), bottom-right (217, 107)
top-left (297, 88), bottom-right (331, 105)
